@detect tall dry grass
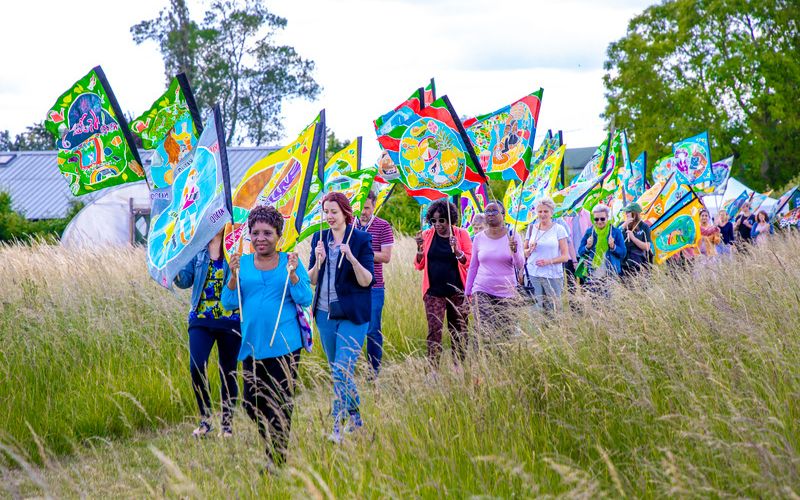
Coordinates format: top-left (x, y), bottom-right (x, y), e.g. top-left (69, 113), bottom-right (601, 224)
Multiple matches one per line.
top-left (2, 234), bottom-right (800, 497)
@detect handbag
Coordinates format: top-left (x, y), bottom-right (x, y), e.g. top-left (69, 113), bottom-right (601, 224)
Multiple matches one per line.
top-left (517, 263), bottom-right (537, 300)
top-left (327, 300), bottom-right (347, 320)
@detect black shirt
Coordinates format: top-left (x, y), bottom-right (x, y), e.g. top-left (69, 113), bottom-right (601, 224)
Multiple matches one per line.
top-left (426, 234), bottom-right (463, 297)
top-left (735, 214), bottom-right (755, 240)
top-left (623, 221), bottom-right (652, 263)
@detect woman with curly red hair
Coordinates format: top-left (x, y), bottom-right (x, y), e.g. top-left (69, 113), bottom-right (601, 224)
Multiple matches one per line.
top-left (309, 192), bottom-right (374, 442)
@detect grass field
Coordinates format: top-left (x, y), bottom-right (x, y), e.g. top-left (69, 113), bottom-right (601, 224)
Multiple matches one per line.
top-left (2, 235), bottom-right (800, 497)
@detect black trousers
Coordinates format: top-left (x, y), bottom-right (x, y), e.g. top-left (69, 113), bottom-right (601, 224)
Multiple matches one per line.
top-left (242, 350), bottom-right (301, 465)
top-left (188, 325), bottom-right (241, 424)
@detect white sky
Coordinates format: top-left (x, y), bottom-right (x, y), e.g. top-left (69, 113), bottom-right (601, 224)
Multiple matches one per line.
top-left (1, 0), bottom-right (653, 162)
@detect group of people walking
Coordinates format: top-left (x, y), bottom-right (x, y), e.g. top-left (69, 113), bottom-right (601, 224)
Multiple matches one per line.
top-left (172, 190), bottom-right (776, 470)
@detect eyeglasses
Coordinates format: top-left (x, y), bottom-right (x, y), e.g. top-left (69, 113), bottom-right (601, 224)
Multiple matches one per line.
top-left (429, 218), bottom-right (448, 225)
top-left (485, 209), bottom-right (501, 215)
top-left (594, 217), bottom-right (607, 222)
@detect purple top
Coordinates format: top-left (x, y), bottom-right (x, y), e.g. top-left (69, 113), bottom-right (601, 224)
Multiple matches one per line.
top-left (465, 230), bottom-right (524, 298)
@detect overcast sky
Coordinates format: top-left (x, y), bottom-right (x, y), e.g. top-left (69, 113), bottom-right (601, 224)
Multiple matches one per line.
top-left (1, 0), bottom-right (653, 162)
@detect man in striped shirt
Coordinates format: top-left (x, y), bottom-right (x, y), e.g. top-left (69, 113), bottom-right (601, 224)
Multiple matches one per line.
top-left (357, 190), bottom-right (394, 377)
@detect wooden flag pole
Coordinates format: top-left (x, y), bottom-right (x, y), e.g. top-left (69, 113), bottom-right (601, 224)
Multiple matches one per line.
top-left (270, 263), bottom-right (295, 347)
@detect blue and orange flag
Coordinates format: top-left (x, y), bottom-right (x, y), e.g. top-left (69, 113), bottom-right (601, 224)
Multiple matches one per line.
top-left (44, 66), bottom-right (145, 196)
top-left (377, 95), bottom-right (486, 201)
top-left (463, 88), bottom-right (543, 183)
top-left (223, 111), bottom-right (324, 257)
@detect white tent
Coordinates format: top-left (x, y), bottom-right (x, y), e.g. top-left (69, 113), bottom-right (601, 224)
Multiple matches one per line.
top-left (704, 177), bottom-right (776, 219)
top-left (61, 182), bottom-right (150, 247)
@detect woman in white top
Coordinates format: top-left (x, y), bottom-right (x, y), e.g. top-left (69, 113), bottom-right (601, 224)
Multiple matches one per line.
top-left (523, 198), bottom-right (570, 313)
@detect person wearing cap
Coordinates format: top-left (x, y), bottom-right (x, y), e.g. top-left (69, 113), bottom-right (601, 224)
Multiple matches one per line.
top-left (620, 202), bottom-right (652, 278)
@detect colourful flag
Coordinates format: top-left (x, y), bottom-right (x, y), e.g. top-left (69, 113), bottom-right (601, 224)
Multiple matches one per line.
top-left (778, 207), bottom-right (800, 230)
top-left (374, 88), bottom-right (424, 136)
top-left (750, 191), bottom-right (769, 213)
top-left (640, 171), bottom-right (691, 225)
top-left (571, 134), bottom-right (610, 185)
top-left (624, 151), bottom-right (647, 200)
top-left (770, 186), bottom-right (799, 219)
top-left (650, 189), bottom-right (703, 264)
top-left (464, 88), bottom-right (543, 182)
top-left (424, 78), bottom-right (436, 107)
top-left (552, 171), bottom-right (608, 218)
top-left (504, 144), bottom-right (565, 226)
top-left (44, 66), bottom-right (145, 196)
top-left (299, 138), bottom-right (377, 241)
top-left (131, 74), bottom-right (202, 190)
top-left (709, 156), bottom-right (733, 195)
top-left (372, 176), bottom-right (395, 215)
top-left (223, 112), bottom-right (324, 258)
top-left (460, 184), bottom-right (488, 236)
top-left (722, 190), bottom-right (750, 219)
top-left (377, 95), bottom-right (486, 199)
top-left (652, 155), bottom-right (674, 184)
top-left (146, 105), bottom-right (233, 288)
top-left (672, 131), bottom-right (713, 186)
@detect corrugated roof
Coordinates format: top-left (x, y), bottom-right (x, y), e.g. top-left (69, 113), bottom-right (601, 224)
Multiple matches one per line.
top-left (0, 147), bottom-right (276, 219)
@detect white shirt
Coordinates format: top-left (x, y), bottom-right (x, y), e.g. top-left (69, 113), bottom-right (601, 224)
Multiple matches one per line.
top-left (525, 222), bottom-right (568, 279)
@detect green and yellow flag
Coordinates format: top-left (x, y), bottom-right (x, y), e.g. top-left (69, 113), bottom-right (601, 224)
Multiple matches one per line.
top-left (44, 66), bottom-right (145, 196)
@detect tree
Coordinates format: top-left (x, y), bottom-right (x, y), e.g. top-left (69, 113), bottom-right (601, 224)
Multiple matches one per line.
top-left (132, 0), bottom-right (321, 146)
top-left (324, 130), bottom-right (349, 162)
top-left (0, 123), bottom-right (52, 151)
top-left (603, 0), bottom-right (800, 190)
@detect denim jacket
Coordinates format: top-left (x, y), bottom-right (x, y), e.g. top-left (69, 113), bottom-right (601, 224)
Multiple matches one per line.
top-left (173, 248), bottom-right (235, 313)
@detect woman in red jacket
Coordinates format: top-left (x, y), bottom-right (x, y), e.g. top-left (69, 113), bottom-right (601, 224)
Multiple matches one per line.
top-left (413, 199), bottom-right (473, 369)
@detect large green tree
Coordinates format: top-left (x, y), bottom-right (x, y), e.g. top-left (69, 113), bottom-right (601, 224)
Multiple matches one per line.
top-left (132, 0), bottom-right (321, 146)
top-left (603, 0), bottom-right (800, 190)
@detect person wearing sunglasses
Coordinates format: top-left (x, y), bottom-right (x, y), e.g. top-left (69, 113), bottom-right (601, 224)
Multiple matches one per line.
top-left (414, 199), bottom-right (472, 369)
top-left (465, 200), bottom-right (524, 343)
top-left (577, 204), bottom-right (627, 294)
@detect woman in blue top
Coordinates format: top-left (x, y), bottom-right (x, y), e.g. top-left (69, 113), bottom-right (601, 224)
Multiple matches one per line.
top-left (221, 205), bottom-right (313, 467)
top-left (309, 192), bottom-right (374, 443)
top-left (577, 204), bottom-right (627, 297)
top-left (174, 230), bottom-right (240, 438)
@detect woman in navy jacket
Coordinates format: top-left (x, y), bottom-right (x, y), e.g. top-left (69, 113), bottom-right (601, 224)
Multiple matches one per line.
top-left (577, 204), bottom-right (627, 295)
top-left (309, 192), bottom-right (374, 442)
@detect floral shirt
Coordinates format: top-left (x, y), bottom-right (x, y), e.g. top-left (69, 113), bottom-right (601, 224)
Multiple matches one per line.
top-left (189, 258), bottom-right (240, 322)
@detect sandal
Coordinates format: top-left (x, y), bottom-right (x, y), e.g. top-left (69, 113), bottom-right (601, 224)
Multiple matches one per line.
top-left (192, 420), bottom-right (212, 438)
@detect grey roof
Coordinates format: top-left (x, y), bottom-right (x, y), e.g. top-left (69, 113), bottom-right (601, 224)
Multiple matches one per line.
top-left (0, 147), bottom-right (276, 220)
top-left (563, 146), bottom-right (597, 173)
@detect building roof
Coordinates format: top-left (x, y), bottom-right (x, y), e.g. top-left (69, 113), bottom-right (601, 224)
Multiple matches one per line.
top-left (563, 146), bottom-right (596, 172)
top-left (0, 147), bottom-right (276, 219)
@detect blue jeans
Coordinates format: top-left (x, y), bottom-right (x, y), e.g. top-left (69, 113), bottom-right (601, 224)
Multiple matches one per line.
top-left (366, 288), bottom-right (385, 375)
top-left (315, 313), bottom-right (368, 421)
top-left (528, 276), bottom-right (563, 313)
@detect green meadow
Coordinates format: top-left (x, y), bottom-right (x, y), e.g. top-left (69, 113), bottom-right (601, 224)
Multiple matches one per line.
top-left (2, 236), bottom-right (799, 497)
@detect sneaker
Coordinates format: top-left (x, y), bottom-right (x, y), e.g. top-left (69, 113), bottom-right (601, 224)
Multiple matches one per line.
top-left (192, 419), bottom-right (212, 438)
top-left (328, 418), bottom-right (343, 443)
top-left (220, 425), bottom-right (233, 438)
top-left (344, 413), bottom-right (363, 434)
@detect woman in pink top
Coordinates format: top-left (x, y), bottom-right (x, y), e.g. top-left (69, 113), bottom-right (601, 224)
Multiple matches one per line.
top-left (414, 199), bottom-right (473, 368)
top-left (465, 200), bottom-right (524, 341)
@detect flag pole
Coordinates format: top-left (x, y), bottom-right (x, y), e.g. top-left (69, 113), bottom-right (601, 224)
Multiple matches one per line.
top-left (270, 262), bottom-right (295, 347)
